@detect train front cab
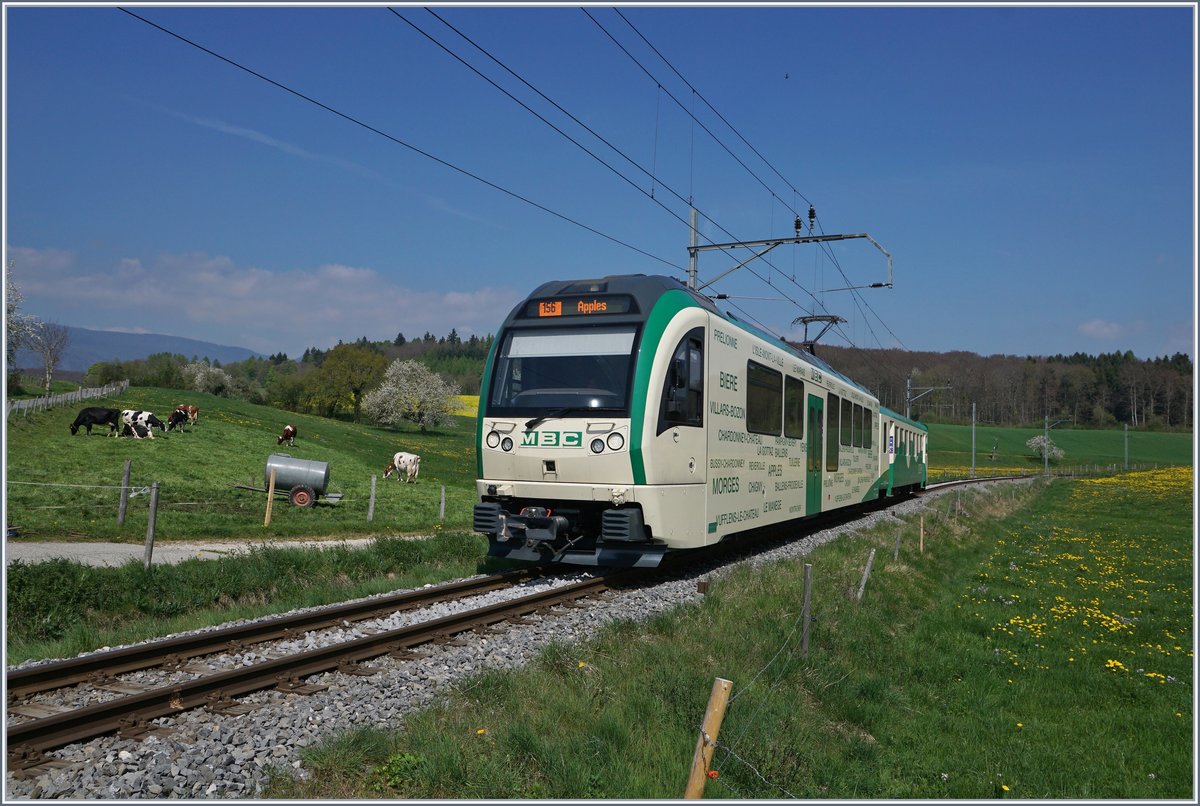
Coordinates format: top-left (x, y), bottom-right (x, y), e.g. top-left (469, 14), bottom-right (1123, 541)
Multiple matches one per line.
top-left (474, 276), bottom-right (716, 567)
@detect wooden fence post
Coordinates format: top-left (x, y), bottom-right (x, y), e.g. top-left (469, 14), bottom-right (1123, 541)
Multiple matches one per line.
top-left (684, 677), bottom-right (733, 799)
top-left (143, 482), bottom-right (160, 572)
top-left (856, 548), bottom-right (877, 604)
top-left (264, 468), bottom-right (277, 528)
top-left (439, 484), bottom-right (446, 522)
top-left (800, 563), bottom-right (813, 659)
top-left (919, 515), bottom-right (925, 554)
top-left (893, 528), bottom-right (901, 561)
top-left (367, 475), bottom-right (377, 523)
top-left (117, 459), bottom-right (132, 526)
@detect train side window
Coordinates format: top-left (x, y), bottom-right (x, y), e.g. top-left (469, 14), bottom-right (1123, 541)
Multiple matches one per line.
top-left (658, 328), bottom-right (704, 434)
top-left (784, 376), bottom-right (804, 439)
top-left (864, 408), bottom-right (873, 450)
top-left (852, 403), bottom-right (863, 447)
top-left (746, 360), bottom-right (782, 436)
top-left (826, 393), bottom-right (840, 471)
top-left (840, 398), bottom-right (852, 447)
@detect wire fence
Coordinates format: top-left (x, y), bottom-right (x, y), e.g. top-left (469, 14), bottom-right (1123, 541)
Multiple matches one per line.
top-left (5, 380), bottom-right (130, 418)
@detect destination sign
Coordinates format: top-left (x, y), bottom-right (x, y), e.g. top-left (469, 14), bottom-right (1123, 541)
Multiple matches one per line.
top-left (522, 295), bottom-right (636, 319)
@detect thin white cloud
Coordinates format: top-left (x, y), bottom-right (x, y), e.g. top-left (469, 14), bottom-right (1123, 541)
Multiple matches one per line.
top-left (167, 109), bottom-right (375, 178)
top-left (9, 245), bottom-right (520, 356)
top-left (1078, 319), bottom-right (1123, 340)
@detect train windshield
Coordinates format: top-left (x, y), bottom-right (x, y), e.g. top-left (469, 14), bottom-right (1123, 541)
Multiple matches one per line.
top-left (488, 326), bottom-right (637, 414)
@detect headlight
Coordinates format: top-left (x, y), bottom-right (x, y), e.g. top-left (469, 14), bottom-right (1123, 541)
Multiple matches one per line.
top-left (590, 438), bottom-right (605, 454)
top-left (501, 437), bottom-right (513, 452)
top-left (606, 432), bottom-right (625, 451)
top-left (486, 430), bottom-right (501, 449)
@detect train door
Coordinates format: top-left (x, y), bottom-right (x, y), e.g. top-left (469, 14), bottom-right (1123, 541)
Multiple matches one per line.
top-left (653, 327), bottom-right (707, 485)
top-left (806, 394), bottom-right (823, 514)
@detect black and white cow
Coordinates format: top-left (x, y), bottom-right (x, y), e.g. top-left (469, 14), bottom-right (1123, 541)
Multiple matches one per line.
top-left (121, 422), bottom-right (152, 439)
top-left (121, 410), bottom-right (165, 439)
top-left (166, 409), bottom-right (190, 432)
top-left (69, 407), bottom-right (121, 436)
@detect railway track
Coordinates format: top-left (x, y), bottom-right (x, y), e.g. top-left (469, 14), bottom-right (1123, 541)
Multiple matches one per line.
top-left (6, 567), bottom-right (640, 774)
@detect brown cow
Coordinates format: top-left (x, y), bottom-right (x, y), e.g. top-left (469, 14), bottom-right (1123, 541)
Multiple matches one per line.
top-left (277, 424), bottom-right (297, 446)
top-left (176, 404), bottom-right (200, 425)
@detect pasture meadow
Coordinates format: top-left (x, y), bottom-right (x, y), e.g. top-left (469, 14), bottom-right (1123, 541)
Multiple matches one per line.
top-left (4, 387), bottom-right (480, 541)
top-left (269, 472), bottom-right (1192, 799)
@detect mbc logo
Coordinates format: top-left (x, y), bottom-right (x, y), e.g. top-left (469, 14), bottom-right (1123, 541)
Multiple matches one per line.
top-left (521, 431), bottom-right (583, 448)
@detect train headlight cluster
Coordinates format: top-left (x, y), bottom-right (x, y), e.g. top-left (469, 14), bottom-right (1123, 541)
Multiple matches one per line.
top-left (606, 432), bottom-right (625, 451)
top-left (500, 436), bottom-right (514, 452)
top-left (590, 438), bottom-right (605, 454)
top-left (486, 431), bottom-right (501, 449)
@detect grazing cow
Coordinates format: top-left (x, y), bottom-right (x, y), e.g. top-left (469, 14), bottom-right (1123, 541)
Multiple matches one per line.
top-left (278, 424), bottom-right (297, 446)
top-left (384, 452), bottom-right (421, 483)
top-left (69, 407), bottom-right (120, 436)
top-left (167, 409), bottom-right (190, 432)
top-left (121, 410), bottom-right (165, 440)
top-left (175, 404), bottom-right (200, 425)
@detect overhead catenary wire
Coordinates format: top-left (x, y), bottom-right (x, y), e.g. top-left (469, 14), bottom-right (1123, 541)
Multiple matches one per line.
top-left (116, 7), bottom-right (685, 275)
top-left (599, 8), bottom-right (910, 356)
top-left (406, 7), bottom-right (837, 328)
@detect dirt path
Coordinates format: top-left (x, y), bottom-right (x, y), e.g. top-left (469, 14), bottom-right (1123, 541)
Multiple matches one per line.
top-left (3, 537), bottom-right (381, 567)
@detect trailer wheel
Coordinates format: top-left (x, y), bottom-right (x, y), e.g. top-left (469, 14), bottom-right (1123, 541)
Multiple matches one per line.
top-left (289, 485), bottom-right (316, 508)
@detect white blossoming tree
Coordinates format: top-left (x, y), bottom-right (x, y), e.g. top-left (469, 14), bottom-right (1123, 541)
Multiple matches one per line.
top-left (182, 361), bottom-right (235, 396)
top-left (363, 359), bottom-right (459, 433)
top-left (1026, 434), bottom-right (1065, 463)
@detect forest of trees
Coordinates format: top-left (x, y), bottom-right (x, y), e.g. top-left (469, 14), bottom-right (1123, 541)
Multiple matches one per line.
top-left (813, 344), bottom-right (1193, 430)
top-left (78, 328), bottom-right (1192, 432)
top-left (82, 330), bottom-right (494, 420)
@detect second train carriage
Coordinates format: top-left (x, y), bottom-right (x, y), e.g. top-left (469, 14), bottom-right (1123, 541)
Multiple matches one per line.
top-left (473, 274), bottom-right (927, 567)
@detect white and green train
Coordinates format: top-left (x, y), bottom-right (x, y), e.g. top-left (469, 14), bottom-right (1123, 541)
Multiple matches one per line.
top-left (473, 274), bottom-right (927, 567)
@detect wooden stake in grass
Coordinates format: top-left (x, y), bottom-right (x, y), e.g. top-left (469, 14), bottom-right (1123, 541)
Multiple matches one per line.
top-left (368, 475), bottom-right (377, 523)
top-left (264, 468), bottom-right (277, 528)
top-left (856, 548), bottom-right (877, 604)
top-left (800, 563), bottom-right (813, 659)
top-left (143, 481), bottom-right (159, 572)
top-left (117, 459), bottom-right (132, 526)
top-left (920, 515), bottom-right (925, 554)
top-left (684, 677), bottom-right (733, 799)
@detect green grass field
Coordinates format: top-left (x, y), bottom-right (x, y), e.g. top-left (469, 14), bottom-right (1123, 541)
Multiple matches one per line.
top-left (925, 422), bottom-right (1191, 481)
top-left (267, 469), bottom-right (1193, 799)
top-left (5, 387), bottom-right (479, 542)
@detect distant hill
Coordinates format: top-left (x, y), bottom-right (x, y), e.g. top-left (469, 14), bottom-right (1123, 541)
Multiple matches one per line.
top-left (13, 325), bottom-right (264, 373)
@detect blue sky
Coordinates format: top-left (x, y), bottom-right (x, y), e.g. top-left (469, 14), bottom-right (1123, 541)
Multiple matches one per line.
top-left (4, 3), bottom-right (1196, 361)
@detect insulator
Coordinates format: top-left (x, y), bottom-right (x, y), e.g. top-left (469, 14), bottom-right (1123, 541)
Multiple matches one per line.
top-left (808, 205), bottom-right (816, 225)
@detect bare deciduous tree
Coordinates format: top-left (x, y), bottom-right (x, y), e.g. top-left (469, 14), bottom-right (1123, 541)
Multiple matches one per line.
top-left (27, 321), bottom-right (71, 393)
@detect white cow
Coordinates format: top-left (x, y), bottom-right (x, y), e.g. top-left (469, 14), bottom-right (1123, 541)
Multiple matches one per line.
top-left (384, 452), bottom-right (421, 483)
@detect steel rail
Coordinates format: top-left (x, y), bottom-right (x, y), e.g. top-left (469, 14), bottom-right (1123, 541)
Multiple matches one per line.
top-left (7, 571), bottom-right (629, 766)
top-left (6, 567), bottom-right (544, 700)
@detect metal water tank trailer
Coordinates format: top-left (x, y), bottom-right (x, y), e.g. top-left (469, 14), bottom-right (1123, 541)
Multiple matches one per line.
top-left (265, 453), bottom-right (330, 499)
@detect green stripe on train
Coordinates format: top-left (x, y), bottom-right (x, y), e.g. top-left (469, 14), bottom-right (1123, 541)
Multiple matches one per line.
top-left (630, 290), bottom-right (705, 486)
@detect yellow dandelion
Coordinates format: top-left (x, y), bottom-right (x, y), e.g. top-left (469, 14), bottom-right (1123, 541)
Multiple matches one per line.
top-left (476, 728), bottom-right (487, 736)
top-left (578, 661), bottom-right (587, 668)
top-left (1001, 784), bottom-right (1010, 792)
